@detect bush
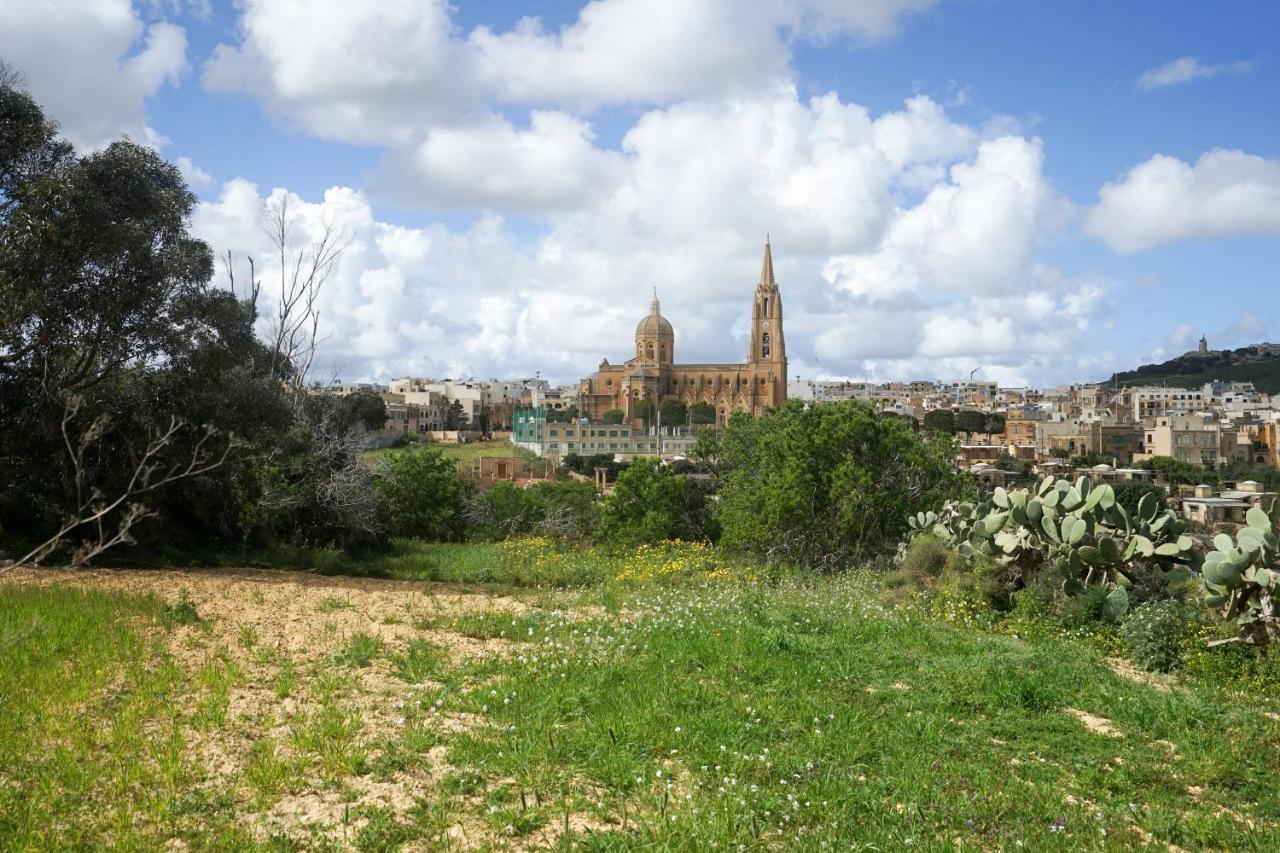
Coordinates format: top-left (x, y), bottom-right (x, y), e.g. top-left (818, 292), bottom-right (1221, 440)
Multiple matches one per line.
top-left (599, 459), bottom-right (705, 547)
top-left (1121, 599), bottom-right (1203, 673)
top-left (373, 447), bottom-right (469, 540)
top-left (716, 401), bottom-right (972, 569)
top-left (891, 533), bottom-right (950, 588)
top-left (465, 480), bottom-right (599, 542)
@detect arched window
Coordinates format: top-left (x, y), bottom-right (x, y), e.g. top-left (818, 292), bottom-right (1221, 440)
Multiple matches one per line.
top-left (646, 343), bottom-right (654, 360)
top-left (660, 345), bottom-right (666, 361)
top-left (762, 332), bottom-right (771, 358)
top-left (762, 297), bottom-right (769, 317)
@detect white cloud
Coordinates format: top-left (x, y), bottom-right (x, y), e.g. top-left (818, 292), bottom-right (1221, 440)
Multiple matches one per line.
top-left (175, 155), bottom-right (213, 189)
top-left (1087, 149), bottom-right (1280, 252)
top-left (471, 0), bottom-right (788, 107)
top-left (390, 111), bottom-right (626, 211)
top-left (1136, 56), bottom-right (1255, 91)
top-left (202, 0), bottom-right (477, 145)
top-left (786, 0), bottom-right (941, 42)
top-left (0, 0), bottom-right (187, 149)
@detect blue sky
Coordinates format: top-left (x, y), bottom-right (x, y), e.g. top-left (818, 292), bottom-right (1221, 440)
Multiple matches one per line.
top-left (2, 0), bottom-right (1278, 386)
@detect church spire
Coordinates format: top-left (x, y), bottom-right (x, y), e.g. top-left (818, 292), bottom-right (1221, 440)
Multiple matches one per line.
top-left (758, 237), bottom-right (777, 290)
top-left (650, 287), bottom-right (660, 315)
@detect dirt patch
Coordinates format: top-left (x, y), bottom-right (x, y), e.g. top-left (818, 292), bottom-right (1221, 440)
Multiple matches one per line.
top-left (1063, 708), bottom-right (1122, 738)
top-left (1106, 658), bottom-right (1175, 692)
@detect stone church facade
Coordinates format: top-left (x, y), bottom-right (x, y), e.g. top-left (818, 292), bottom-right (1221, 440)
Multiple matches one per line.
top-left (578, 241), bottom-right (788, 427)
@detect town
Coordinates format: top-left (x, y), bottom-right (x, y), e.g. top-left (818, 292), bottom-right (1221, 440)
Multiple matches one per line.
top-left (4, 1), bottom-right (1280, 849)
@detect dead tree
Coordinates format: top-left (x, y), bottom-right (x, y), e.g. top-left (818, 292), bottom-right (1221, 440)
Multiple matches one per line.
top-left (4, 395), bottom-right (234, 571)
top-left (260, 194), bottom-right (349, 394)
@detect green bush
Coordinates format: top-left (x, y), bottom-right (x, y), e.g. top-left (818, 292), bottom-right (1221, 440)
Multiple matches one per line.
top-left (466, 480), bottom-right (599, 542)
top-left (599, 459), bottom-right (704, 547)
top-left (1121, 599), bottom-right (1203, 673)
top-left (373, 447), bottom-right (469, 540)
top-left (891, 533), bottom-right (950, 587)
top-left (716, 401), bottom-right (971, 569)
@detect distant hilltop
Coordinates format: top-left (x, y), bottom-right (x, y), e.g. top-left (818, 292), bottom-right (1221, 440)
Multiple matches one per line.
top-left (1107, 342), bottom-right (1280, 393)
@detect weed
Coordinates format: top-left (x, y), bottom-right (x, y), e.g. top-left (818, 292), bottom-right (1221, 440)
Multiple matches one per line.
top-left (327, 633), bottom-right (383, 668)
top-left (317, 595), bottom-right (353, 613)
top-left (162, 589), bottom-right (201, 626)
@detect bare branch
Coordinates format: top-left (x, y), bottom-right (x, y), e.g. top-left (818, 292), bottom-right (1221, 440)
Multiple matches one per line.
top-left (5, 396), bottom-right (236, 571)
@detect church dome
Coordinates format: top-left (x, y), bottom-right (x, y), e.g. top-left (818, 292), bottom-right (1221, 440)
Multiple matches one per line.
top-left (635, 291), bottom-right (674, 340)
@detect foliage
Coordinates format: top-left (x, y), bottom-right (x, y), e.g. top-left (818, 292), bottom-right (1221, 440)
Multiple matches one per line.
top-left (444, 399), bottom-right (468, 430)
top-left (561, 452), bottom-right (625, 482)
top-left (1141, 456), bottom-right (1215, 487)
top-left (955, 410), bottom-right (987, 435)
top-left (921, 409), bottom-right (955, 434)
top-left (1200, 500), bottom-right (1280, 646)
top-left (602, 409), bottom-right (625, 425)
top-left (1121, 599), bottom-right (1202, 672)
top-left (1110, 482), bottom-right (1167, 517)
top-left (910, 475), bottom-right (1201, 622)
top-left (689, 401), bottom-right (717, 425)
top-left (633, 400), bottom-right (654, 424)
top-left (544, 405), bottom-right (580, 423)
top-left (373, 446), bottom-right (469, 541)
top-left (1048, 447), bottom-right (1071, 459)
top-left (658, 398), bottom-right (687, 426)
top-left (599, 458), bottom-right (706, 547)
top-left (341, 391), bottom-right (387, 432)
top-left (464, 480), bottom-right (599, 542)
top-left (716, 401), bottom-right (971, 569)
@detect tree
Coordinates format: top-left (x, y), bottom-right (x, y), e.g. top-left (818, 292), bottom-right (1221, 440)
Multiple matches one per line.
top-left (922, 409), bottom-right (956, 434)
top-left (599, 459), bottom-right (701, 546)
top-left (715, 400), bottom-right (973, 569)
top-left (373, 446), bottom-right (469, 540)
top-left (689, 402), bottom-right (717, 425)
top-left (633, 400), bottom-right (654, 425)
top-left (984, 413), bottom-right (1006, 434)
top-left (445, 399), bottom-right (468, 430)
top-left (1048, 447), bottom-right (1072, 459)
top-left (955, 410), bottom-right (987, 435)
top-left (659, 398), bottom-right (687, 427)
top-left (343, 391), bottom-right (387, 432)
top-left (602, 409), bottom-right (625, 425)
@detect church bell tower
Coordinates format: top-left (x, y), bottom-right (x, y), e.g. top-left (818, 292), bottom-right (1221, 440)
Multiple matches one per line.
top-left (749, 239), bottom-right (785, 366)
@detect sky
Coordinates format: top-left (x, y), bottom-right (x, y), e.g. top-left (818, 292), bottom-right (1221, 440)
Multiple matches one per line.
top-left (2, 0), bottom-right (1278, 388)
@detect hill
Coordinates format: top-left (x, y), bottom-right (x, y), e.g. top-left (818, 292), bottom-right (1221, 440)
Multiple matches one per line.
top-left (1107, 342), bottom-right (1280, 393)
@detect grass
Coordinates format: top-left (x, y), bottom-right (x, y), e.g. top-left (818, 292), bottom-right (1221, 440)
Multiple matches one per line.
top-left (3, 545), bottom-right (1280, 848)
top-left (363, 440), bottom-right (538, 466)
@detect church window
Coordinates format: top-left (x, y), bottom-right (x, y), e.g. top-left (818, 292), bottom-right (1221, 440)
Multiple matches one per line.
top-left (660, 345), bottom-right (666, 360)
top-left (762, 297), bottom-right (769, 316)
top-left (646, 343), bottom-right (654, 360)
top-left (762, 332), bottom-right (771, 358)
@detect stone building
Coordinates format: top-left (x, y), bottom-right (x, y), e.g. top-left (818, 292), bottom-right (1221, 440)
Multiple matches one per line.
top-left (578, 241), bottom-right (788, 426)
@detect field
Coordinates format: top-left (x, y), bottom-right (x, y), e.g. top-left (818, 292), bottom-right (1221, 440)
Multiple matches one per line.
top-left (364, 441), bottom-right (539, 466)
top-left (3, 548), bottom-right (1280, 850)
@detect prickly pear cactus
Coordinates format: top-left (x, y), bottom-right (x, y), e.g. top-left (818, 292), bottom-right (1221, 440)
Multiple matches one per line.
top-left (1201, 499), bottom-right (1280, 647)
top-left (908, 475), bottom-right (1201, 621)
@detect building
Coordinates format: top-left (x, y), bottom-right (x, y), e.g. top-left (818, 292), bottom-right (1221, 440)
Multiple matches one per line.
top-left (1139, 414), bottom-right (1240, 465)
top-left (512, 407), bottom-right (699, 458)
top-left (578, 241), bottom-right (787, 427)
top-left (1037, 419), bottom-right (1142, 464)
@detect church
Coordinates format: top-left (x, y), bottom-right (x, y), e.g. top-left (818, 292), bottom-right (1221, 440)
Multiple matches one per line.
top-left (578, 241), bottom-right (788, 427)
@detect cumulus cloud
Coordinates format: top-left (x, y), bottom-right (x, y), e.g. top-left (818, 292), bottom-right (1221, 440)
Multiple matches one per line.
top-left (202, 0), bottom-right (478, 145)
top-left (1136, 56), bottom-right (1255, 91)
top-left (389, 111), bottom-right (626, 211)
top-left (1087, 149), bottom-right (1280, 252)
top-left (0, 0), bottom-right (187, 149)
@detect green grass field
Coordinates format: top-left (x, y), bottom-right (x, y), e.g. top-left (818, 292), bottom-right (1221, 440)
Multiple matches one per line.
top-left (3, 549), bottom-right (1279, 849)
top-left (363, 440), bottom-right (539, 466)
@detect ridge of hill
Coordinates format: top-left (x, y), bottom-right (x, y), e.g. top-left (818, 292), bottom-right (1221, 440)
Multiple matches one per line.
top-left (1107, 342), bottom-right (1280, 393)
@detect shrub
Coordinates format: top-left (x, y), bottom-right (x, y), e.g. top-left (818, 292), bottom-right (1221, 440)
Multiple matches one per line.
top-left (465, 480), bottom-right (599, 542)
top-left (1122, 599), bottom-right (1203, 672)
top-left (374, 447), bottom-right (469, 540)
top-left (717, 401), bottom-right (971, 569)
top-left (599, 459), bottom-right (703, 547)
top-left (891, 533), bottom-right (950, 588)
